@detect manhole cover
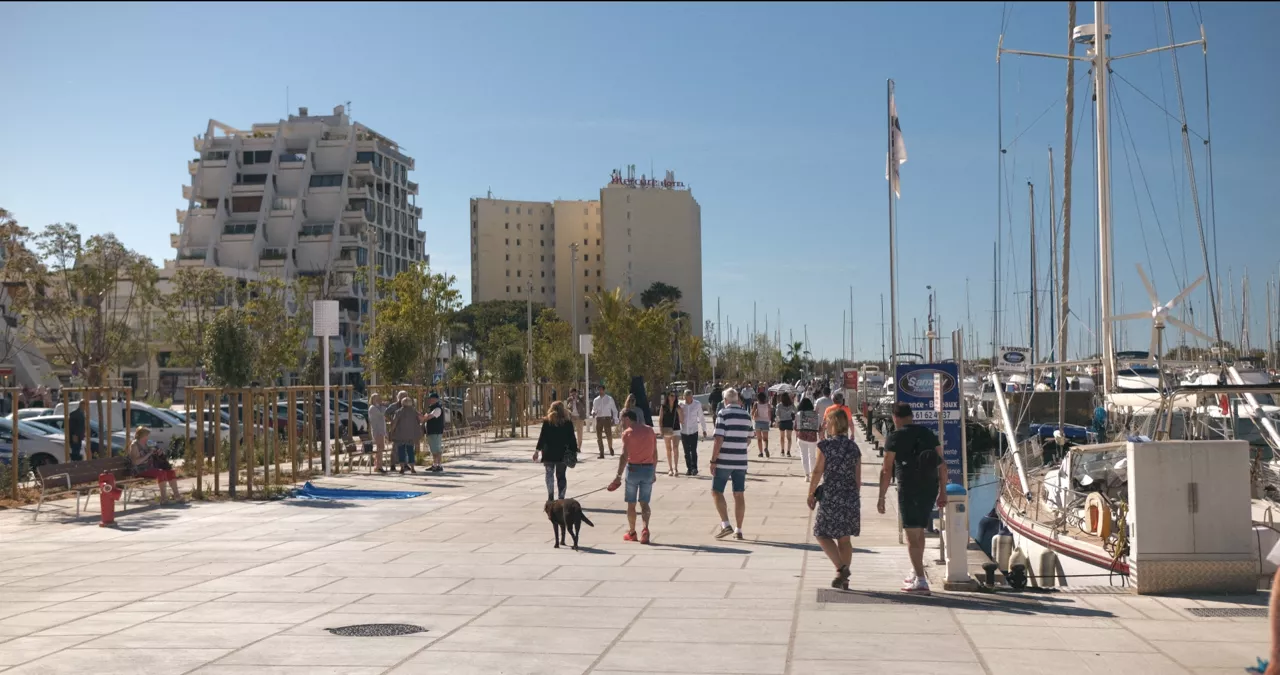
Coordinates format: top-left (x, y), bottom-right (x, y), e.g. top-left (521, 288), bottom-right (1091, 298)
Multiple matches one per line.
top-left (1186, 607), bottom-right (1267, 618)
top-left (326, 623), bottom-right (428, 637)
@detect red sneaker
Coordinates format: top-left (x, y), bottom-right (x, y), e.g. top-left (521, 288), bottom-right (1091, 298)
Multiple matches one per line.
top-left (640, 528), bottom-right (650, 544)
top-left (623, 531), bottom-right (638, 542)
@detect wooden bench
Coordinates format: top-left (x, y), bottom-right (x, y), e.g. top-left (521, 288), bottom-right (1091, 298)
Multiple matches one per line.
top-left (34, 456), bottom-right (158, 521)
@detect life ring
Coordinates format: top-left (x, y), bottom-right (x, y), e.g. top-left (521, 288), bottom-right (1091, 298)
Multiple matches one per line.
top-left (1084, 492), bottom-right (1111, 539)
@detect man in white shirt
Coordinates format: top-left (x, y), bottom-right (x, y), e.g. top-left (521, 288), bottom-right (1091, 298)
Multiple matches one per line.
top-left (678, 389), bottom-right (708, 476)
top-left (740, 382), bottom-right (756, 411)
top-left (591, 385), bottom-right (619, 458)
top-left (813, 387), bottom-right (834, 424)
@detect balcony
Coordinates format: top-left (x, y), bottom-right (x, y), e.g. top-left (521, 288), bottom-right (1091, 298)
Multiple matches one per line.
top-left (193, 135), bottom-right (204, 152)
top-left (175, 208), bottom-right (188, 225)
top-left (278, 152), bottom-right (307, 166)
top-left (177, 249), bottom-right (208, 265)
top-left (170, 233), bottom-right (180, 248)
top-left (188, 160), bottom-right (198, 175)
top-left (298, 223), bottom-right (334, 240)
top-left (259, 248), bottom-right (287, 266)
top-left (414, 206), bottom-right (423, 218)
top-left (222, 222), bottom-right (256, 241)
top-left (182, 184), bottom-right (194, 201)
top-left (407, 181), bottom-right (419, 195)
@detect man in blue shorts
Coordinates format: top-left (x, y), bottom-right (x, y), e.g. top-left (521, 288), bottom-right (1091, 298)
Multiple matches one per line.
top-left (709, 388), bottom-right (752, 540)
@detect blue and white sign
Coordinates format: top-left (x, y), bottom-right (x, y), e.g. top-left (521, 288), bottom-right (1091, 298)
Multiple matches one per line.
top-left (895, 362), bottom-right (963, 486)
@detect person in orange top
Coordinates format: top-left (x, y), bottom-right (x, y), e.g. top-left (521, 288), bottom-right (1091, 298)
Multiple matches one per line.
top-left (822, 392), bottom-right (854, 439)
top-left (615, 410), bottom-right (658, 544)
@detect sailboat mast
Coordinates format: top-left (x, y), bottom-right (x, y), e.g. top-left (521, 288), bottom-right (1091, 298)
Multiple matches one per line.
top-left (1049, 148), bottom-right (1058, 365)
top-left (1029, 181), bottom-right (1038, 367)
top-left (1093, 0), bottom-right (1117, 394)
top-left (1058, 0), bottom-right (1077, 431)
top-left (888, 78), bottom-right (900, 384)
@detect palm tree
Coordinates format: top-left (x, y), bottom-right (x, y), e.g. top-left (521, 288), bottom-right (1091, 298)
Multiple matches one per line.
top-left (786, 341), bottom-right (806, 362)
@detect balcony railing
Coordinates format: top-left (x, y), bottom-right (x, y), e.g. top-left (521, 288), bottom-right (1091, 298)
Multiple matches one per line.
top-left (407, 181), bottom-right (419, 195)
top-left (278, 152), bottom-right (307, 164)
top-left (178, 249), bottom-right (207, 260)
top-left (223, 223), bottom-right (256, 236)
top-left (299, 224), bottom-right (333, 238)
top-left (260, 248), bottom-right (287, 261)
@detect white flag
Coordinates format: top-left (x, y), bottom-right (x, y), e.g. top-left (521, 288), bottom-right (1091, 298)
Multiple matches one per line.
top-left (886, 93), bottom-right (908, 198)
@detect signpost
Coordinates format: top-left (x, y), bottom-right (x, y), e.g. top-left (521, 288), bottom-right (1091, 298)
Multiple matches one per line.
top-left (580, 334), bottom-right (593, 400)
top-left (996, 346), bottom-right (1031, 372)
top-left (313, 300), bottom-right (339, 477)
top-left (894, 362), bottom-right (962, 486)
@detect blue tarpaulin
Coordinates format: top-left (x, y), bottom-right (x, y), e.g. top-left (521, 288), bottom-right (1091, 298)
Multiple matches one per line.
top-left (1028, 423), bottom-right (1090, 441)
top-left (292, 482), bottom-right (428, 500)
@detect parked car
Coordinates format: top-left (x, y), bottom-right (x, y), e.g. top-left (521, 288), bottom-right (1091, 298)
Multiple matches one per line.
top-left (23, 415), bottom-right (127, 456)
top-left (53, 400), bottom-right (195, 449)
top-left (16, 408), bottom-right (55, 420)
top-left (0, 417), bottom-right (71, 473)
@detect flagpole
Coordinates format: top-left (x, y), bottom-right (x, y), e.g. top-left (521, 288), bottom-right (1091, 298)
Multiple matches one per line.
top-left (888, 78), bottom-right (899, 395)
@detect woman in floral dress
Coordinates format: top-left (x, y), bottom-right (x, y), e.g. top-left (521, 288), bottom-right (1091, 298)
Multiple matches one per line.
top-left (806, 409), bottom-right (862, 590)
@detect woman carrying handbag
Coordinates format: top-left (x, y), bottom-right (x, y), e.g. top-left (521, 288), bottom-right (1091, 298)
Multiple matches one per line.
top-left (806, 409), bottom-right (861, 590)
top-left (533, 401), bottom-right (578, 502)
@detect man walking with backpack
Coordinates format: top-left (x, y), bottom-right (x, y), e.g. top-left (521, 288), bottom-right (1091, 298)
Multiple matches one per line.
top-left (877, 402), bottom-right (948, 595)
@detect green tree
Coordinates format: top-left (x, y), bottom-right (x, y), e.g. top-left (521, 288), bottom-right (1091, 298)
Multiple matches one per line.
top-left (533, 308), bottom-right (579, 392)
top-left (640, 281), bottom-right (682, 309)
top-left (373, 263), bottom-right (462, 382)
top-left (203, 307), bottom-right (254, 496)
top-left (158, 267), bottom-right (227, 386)
top-left (480, 323), bottom-right (524, 378)
top-left (495, 346), bottom-right (525, 436)
top-left (242, 278), bottom-right (308, 385)
top-left (445, 355), bottom-right (474, 387)
top-left (366, 323), bottom-right (416, 384)
top-left (588, 289), bottom-right (674, 400)
top-left (10, 223), bottom-right (159, 387)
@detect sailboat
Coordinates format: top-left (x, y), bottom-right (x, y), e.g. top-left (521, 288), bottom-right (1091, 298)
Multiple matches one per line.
top-left (986, 2), bottom-right (1272, 592)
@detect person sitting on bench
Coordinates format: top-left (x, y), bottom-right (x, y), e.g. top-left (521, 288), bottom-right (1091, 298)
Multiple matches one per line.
top-left (128, 426), bottom-right (182, 503)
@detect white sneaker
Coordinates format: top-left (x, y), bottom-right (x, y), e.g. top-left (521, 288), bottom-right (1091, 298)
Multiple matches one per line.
top-left (902, 573), bottom-right (917, 585)
top-left (901, 576), bottom-right (931, 595)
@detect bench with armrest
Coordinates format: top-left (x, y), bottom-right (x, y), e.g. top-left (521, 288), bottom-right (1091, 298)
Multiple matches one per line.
top-left (34, 456), bottom-right (159, 521)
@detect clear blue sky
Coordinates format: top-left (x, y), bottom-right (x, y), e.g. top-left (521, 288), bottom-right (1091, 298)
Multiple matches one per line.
top-left (3, 2), bottom-right (1276, 363)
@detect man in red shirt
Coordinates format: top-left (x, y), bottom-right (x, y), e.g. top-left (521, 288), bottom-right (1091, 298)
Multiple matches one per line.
top-left (822, 392), bottom-right (854, 439)
top-left (615, 410), bottom-right (658, 544)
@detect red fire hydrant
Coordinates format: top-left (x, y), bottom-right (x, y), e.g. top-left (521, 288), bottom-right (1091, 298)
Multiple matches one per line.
top-left (99, 472), bottom-right (120, 527)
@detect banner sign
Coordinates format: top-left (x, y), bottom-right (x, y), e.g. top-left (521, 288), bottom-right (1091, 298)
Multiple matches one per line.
top-left (895, 362), bottom-right (962, 485)
top-left (997, 346), bottom-right (1030, 372)
top-left (841, 368), bottom-right (859, 391)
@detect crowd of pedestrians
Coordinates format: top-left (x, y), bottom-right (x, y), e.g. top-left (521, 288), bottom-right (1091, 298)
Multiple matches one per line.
top-left (361, 377), bottom-right (945, 597)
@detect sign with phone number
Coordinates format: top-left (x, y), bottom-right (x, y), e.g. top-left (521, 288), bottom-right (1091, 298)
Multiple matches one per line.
top-left (895, 362), bottom-right (963, 487)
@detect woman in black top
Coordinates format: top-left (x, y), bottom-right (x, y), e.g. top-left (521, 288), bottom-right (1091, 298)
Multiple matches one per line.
top-left (533, 401), bottom-right (578, 502)
top-left (660, 392), bottom-right (680, 476)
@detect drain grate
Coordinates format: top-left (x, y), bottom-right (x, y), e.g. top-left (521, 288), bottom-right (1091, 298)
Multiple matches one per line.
top-left (1186, 607), bottom-right (1267, 618)
top-left (1056, 585), bottom-right (1134, 595)
top-left (326, 623), bottom-right (428, 637)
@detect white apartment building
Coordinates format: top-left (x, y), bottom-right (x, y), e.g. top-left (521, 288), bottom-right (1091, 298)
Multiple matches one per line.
top-left (172, 104), bottom-right (424, 386)
top-left (470, 167), bottom-right (701, 336)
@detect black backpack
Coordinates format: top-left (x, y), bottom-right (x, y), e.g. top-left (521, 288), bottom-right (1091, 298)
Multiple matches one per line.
top-left (896, 426), bottom-right (940, 482)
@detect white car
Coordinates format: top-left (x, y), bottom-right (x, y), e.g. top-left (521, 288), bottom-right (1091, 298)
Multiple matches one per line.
top-left (0, 417), bottom-right (70, 472)
top-left (53, 400), bottom-right (199, 448)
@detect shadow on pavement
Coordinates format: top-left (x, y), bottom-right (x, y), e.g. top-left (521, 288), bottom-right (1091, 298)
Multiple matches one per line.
top-left (751, 540), bottom-right (824, 552)
top-left (817, 588), bottom-right (1116, 617)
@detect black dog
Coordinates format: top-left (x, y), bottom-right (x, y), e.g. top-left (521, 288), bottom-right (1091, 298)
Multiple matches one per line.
top-left (545, 498), bottom-right (594, 550)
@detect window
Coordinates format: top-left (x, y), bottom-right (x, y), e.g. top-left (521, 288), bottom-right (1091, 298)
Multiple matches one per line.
top-left (584, 300), bottom-right (589, 309)
top-left (505, 270), bottom-right (510, 277)
top-left (517, 270), bottom-right (521, 277)
top-left (236, 173), bottom-right (267, 185)
top-left (540, 224), bottom-right (544, 231)
top-left (505, 238), bottom-right (509, 245)
top-left (505, 254), bottom-right (509, 261)
top-left (584, 207), bottom-right (588, 215)
top-left (627, 245), bottom-right (631, 253)
top-left (628, 228), bottom-right (632, 236)
top-left (597, 285), bottom-right (601, 292)
top-left (505, 206), bottom-right (509, 213)
top-left (517, 206), bottom-right (522, 215)
top-left (309, 174), bottom-right (343, 188)
top-left (505, 223), bottom-right (509, 229)
top-left (516, 239), bottom-right (521, 246)
top-left (627, 211), bottom-right (631, 220)
top-left (585, 316), bottom-right (590, 325)
top-left (583, 238), bottom-right (588, 245)
top-left (583, 254), bottom-right (588, 262)
top-left (596, 270), bottom-right (601, 277)
top-left (541, 271), bottom-right (545, 277)
top-left (356, 151), bottom-right (376, 163)
top-left (540, 255), bottom-right (544, 262)
top-left (203, 150), bottom-right (229, 161)
top-left (223, 222), bottom-right (255, 235)
top-left (541, 286), bottom-right (546, 294)
top-left (506, 286), bottom-right (510, 292)
top-left (584, 270), bottom-right (589, 278)
top-left (595, 255), bottom-right (600, 262)
top-left (540, 240), bottom-right (544, 246)
top-left (596, 239), bottom-right (600, 246)
top-left (517, 223), bottom-right (521, 230)
top-left (242, 150), bottom-right (272, 165)
top-left (231, 196), bottom-right (262, 213)
top-left (626, 195), bottom-right (630, 203)
top-left (130, 409), bottom-right (168, 429)
top-left (584, 285), bottom-right (589, 293)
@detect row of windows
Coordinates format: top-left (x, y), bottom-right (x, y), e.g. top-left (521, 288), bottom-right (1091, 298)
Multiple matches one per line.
top-left (583, 269), bottom-right (600, 277)
top-left (504, 254), bottom-right (557, 264)
top-left (505, 269), bottom-right (558, 278)
top-left (505, 285), bottom-right (560, 296)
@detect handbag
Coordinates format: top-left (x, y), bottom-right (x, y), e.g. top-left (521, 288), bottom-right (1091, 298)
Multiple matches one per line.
top-left (813, 484), bottom-right (824, 502)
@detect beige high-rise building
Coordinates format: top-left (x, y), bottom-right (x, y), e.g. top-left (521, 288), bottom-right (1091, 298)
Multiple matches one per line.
top-left (470, 168), bottom-right (701, 337)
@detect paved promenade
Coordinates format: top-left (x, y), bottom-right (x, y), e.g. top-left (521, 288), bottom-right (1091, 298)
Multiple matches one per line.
top-left (0, 419), bottom-right (1268, 674)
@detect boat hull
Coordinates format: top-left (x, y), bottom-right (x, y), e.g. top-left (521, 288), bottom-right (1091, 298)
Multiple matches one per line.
top-left (997, 496), bottom-right (1130, 587)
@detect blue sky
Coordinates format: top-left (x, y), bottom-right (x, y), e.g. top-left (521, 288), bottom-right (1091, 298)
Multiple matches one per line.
top-left (2, 2), bottom-right (1277, 363)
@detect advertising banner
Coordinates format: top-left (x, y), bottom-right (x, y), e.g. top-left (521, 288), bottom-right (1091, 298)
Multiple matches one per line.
top-left (894, 362), bottom-right (962, 486)
top-left (997, 346), bottom-right (1030, 372)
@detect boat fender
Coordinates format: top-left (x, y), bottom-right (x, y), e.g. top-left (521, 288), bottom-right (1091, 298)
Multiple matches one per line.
top-left (994, 533), bottom-right (1014, 572)
top-left (1037, 549), bottom-right (1059, 587)
top-left (1084, 493), bottom-right (1112, 539)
